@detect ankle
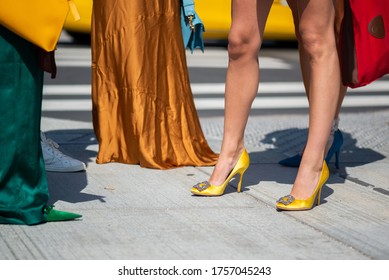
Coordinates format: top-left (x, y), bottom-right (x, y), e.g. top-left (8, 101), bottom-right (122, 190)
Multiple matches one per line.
top-left (291, 167), bottom-right (322, 199)
top-left (330, 117), bottom-right (340, 135)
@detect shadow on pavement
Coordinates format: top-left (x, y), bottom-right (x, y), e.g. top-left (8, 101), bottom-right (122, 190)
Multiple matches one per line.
top-left (260, 127), bottom-right (386, 169)
top-left (43, 129), bottom-right (106, 205)
top-left (238, 128), bottom-right (385, 195)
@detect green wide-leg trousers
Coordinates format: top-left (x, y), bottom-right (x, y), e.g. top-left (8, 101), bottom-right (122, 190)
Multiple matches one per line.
top-left (0, 26), bottom-right (48, 225)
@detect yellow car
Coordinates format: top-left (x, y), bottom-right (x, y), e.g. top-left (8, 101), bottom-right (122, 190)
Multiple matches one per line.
top-left (64, 0), bottom-right (295, 41)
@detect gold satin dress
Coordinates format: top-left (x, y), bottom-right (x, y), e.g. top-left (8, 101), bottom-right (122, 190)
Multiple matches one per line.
top-left (91, 0), bottom-right (218, 169)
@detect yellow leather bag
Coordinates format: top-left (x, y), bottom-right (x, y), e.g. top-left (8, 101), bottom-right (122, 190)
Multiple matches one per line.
top-left (0, 0), bottom-right (79, 51)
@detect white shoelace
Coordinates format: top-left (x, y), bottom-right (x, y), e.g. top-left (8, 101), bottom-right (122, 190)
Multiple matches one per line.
top-left (43, 137), bottom-right (67, 159)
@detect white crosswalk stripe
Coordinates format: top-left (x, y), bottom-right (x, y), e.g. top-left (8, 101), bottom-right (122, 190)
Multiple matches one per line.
top-left (54, 47), bottom-right (292, 69)
top-left (43, 46), bottom-right (389, 112)
top-left (42, 81), bottom-right (389, 111)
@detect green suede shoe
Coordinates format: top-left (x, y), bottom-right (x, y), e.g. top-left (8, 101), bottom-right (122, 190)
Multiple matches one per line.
top-left (43, 205), bottom-right (82, 222)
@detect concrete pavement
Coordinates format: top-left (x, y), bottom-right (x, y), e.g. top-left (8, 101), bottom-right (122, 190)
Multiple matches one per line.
top-left (1, 107), bottom-right (388, 260)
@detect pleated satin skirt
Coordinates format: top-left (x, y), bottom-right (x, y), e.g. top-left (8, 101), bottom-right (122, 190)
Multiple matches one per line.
top-left (0, 26), bottom-right (48, 225)
top-left (91, 0), bottom-right (218, 169)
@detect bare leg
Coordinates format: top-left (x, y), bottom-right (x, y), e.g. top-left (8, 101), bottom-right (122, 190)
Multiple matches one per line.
top-left (290, 0), bottom-right (341, 199)
top-left (287, 0), bottom-right (346, 154)
top-left (287, 0), bottom-right (310, 97)
top-left (333, 0), bottom-right (347, 120)
top-left (208, 0), bottom-right (273, 186)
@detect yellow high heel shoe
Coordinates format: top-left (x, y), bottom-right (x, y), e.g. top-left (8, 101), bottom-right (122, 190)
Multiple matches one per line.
top-left (191, 148), bottom-right (250, 196)
top-left (276, 161), bottom-right (329, 211)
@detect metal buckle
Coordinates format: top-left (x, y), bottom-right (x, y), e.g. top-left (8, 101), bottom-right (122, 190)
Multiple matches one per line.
top-left (193, 181), bottom-right (211, 191)
top-left (277, 194), bottom-right (295, 205)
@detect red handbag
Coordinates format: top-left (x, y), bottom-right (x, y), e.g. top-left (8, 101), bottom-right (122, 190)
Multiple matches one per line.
top-left (340, 0), bottom-right (389, 88)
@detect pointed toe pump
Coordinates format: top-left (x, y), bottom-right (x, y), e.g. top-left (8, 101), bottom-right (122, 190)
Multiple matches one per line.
top-left (276, 161), bottom-right (330, 211)
top-left (279, 130), bottom-right (343, 168)
top-left (191, 148), bottom-right (250, 196)
top-left (44, 205), bottom-right (82, 222)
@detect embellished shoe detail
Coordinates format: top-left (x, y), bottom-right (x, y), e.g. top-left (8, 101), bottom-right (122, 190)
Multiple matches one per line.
top-left (193, 181), bottom-right (211, 191)
top-left (276, 194), bottom-right (295, 206)
top-left (276, 161), bottom-right (330, 211)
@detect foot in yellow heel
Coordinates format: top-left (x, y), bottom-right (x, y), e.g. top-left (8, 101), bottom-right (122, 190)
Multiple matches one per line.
top-left (191, 149), bottom-right (250, 196)
top-left (276, 161), bottom-right (329, 211)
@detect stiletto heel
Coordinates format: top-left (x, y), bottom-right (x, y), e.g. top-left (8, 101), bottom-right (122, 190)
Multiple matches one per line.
top-left (237, 172), bottom-right (244, 193)
top-left (316, 188), bottom-right (322, 206)
top-left (335, 151), bottom-right (340, 169)
top-left (191, 148), bottom-right (250, 196)
top-left (276, 161), bottom-right (329, 211)
top-left (325, 129), bottom-right (343, 169)
top-left (279, 129), bottom-right (343, 168)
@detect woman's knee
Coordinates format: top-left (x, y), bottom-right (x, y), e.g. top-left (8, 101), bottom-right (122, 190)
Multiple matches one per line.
top-left (298, 4), bottom-right (336, 57)
top-left (298, 24), bottom-right (333, 57)
top-left (227, 31), bottom-right (261, 60)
